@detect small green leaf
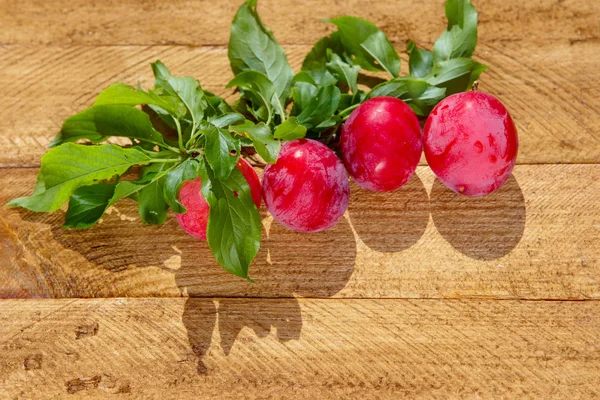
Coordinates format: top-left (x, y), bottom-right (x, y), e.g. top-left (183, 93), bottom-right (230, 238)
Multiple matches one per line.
top-left (198, 160), bottom-right (261, 280)
top-left (296, 85), bottom-right (341, 130)
top-left (50, 105), bottom-right (165, 147)
top-left (137, 164), bottom-right (170, 225)
top-left (425, 58), bottom-right (487, 96)
top-left (63, 162), bottom-right (176, 228)
top-left (227, 70), bottom-right (278, 122)
top-left (94, 83), bottom-right (183, 117)
top-left (163, 159), bottom-right (201, 214)
top-left (230, 120), bottom-right (280, 163)
top-left (329, 16), bottom-right (400, 77)
top-left (301, 33), bottom-right (343, 86)
top-left (138, 183), bottom-right (169, 225)
top-left (166, 76), bottom-right (208, 128)
top-left (204, 125), bottom-right (242, 180)
top-left (291, 80), bottom-right (318, 117)
top-left (293, 71), bottom-right (318, 86)
top-left (8, 144), bottom-right (151, 213)
top-left (368, 77), bottom-right (446, 116)
top-left (151, 62), bottom-right (233, 126)
top-left (433, 0), bottom-right (478, 63)
top-left (205, 91), bottom-right (236, 119)
top-left (150, 60), bottom-right (175, 93)
top-left (359, 30), bottom-right (401, 78)
top-left (274, 117), bottom-right (307, 141)
top-left (326, 52), bottom-right (360, 95)
top-left (64, 182), bottom-right (118, 229)
top-left (338, 90), bottom-right (367, 112)
top-left (407, 40), bottom-right (433, 78)
top-left (210, 113), bottom-right (246, 129)
top-left (228, 0), bottom-right (294, 105)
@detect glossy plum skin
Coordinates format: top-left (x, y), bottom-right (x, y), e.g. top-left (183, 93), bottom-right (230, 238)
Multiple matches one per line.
top-left (262, 139), bottom-right (350, 233)
top-left (340, 96), bottom-right (422, 192)
top-left (176, 157), bottom-right (261, 240)
top-left (424, 91), bottom-right (518, 197)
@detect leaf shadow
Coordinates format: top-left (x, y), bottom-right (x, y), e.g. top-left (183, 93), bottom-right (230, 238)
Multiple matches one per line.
top-left (21, 203), bottom-right (356, 375)
top-left (178, 215), bottom-right (356, 373)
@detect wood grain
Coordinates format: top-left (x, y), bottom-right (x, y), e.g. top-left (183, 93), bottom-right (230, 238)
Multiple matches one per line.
top-left (1, 41), bottom-right (599, 167)
top-left (2, 0), bottom-right (598, 45)
top-left (0, 298), bottom-right (599, 399)
top-left (1, 0), bottom-right (599, 397)
top-left (1, 165), bottom-right (598, 300)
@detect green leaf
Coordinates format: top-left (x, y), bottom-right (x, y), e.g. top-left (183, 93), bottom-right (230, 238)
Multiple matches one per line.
top-left (329, 16), bottom-right (400, 77)
top-left (432, 0), bottom-right (478, 63)
top-left (166, 76), bottom-right (208, 128)
top-left (273, 117), bottom-right (307, 141)
top-left (210, 113), bottom-right (246, 129)
top-left (8, 144), bottom-right (152, 213)
top-left (227, 70), bottom-right (279, 122)
top-left (198, 160), bottom-right (261, 280)
top-left (64, 182), bottom-right (118, 229)
top-left (293, 71), bottom-right (318, 86)
top-left (94, 83), bottom-right (184, 117)
top-left (326, 52), bottom-right (360, 95)
top-left (407, 40), bottom-right (433, 78)
top-left (138, 164), bottom-right (169, 225)
top-left (152, 62), bottom-right (233, 125)
top-left (163, 159), bottom-right (201, 214)
top-left (368, 77), bottom-right (446, 116)
top-left (205, 91), bottom-right (235, 119)
top-left (291, 80), bottom-right (318, 117)
top-left (301, 33), bottom-right (343, 86)
top-left (204, 125), bottom-right (242, 180)
top-left (230, 120), bottom-right (280, 163)
top-left (63, 162), bottom-right (176, 228)
top-left (50, 105), bottom-right (165, 147)
top-left (32, 173), bottom-right (46, 195)
top-left (425, 58), bottom-right (487, 96)
top-left (150, 60), bottom-right (174, 93)
top-left (228, 0), bottom-right (294, 105)
top-left (359, 30), bottom-right (401, 78)
top-left (296, 85), bottom-right (341, 130)
top-left (338, 90), bottom-right (366, 111)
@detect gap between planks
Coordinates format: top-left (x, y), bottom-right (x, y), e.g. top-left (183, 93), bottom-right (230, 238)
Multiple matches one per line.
top-left (2, 297), bottom-right (597, 302)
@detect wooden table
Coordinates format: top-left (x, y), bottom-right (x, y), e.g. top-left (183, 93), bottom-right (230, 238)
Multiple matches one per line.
top-left (1, 0), bottom-right (599, 398)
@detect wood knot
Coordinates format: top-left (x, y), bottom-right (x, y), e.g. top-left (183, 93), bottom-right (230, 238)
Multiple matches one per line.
top-left (75, 322), bottom-right (99, 339)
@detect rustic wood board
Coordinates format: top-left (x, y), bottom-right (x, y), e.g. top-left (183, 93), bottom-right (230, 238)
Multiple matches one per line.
top-left (1, 298), bottom-right (599, 399)
top-left (1, 0), bottom-right (599, 398)
top-left (1, 165), bottom-right (598, 300)
top-left (2, 0), bottom-right (598, 45)
top-left (1, 42), bottom-right (599, 166)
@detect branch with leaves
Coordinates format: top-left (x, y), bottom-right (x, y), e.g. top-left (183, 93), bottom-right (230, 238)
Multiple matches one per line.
top-left (9, 0), bottom-right (486, 280)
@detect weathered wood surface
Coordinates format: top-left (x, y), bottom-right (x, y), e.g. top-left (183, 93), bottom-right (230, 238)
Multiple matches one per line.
top-left (1, 41), bottom-right (599, 166)
top-left (1, 0), bottom-right (600, 397)
top-left (1, 164), bottom-right (598, 300)
top-left (2, 0), bottom-right (598, 45)
top-left (1, 298), bottom-right (599, 399)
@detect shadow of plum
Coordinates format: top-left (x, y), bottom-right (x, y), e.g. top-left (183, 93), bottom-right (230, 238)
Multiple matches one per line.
top-left (429, 175), bottom-right (526, 260)
top-left (347, 174), bottom-right (430, 253)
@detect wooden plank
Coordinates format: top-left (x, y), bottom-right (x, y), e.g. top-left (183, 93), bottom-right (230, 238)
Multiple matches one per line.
top-left (1, 0), bottom-right (598, 46)
top-left (1, 42), bottom-right (599, 167)
top-left (1, 164), bottom-right (598, 300)
top-left (0, 298), bottom-right (599, 399)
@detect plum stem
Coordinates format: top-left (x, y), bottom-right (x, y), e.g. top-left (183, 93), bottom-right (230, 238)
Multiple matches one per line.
top-left (172, 117), bottom-right (185, 152)
top-left (338, 103), bottom-right (361, 120)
